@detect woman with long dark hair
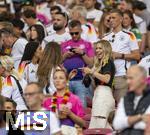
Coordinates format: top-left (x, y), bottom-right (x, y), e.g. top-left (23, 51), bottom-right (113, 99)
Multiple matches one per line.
top-left (29, 24), bottom-right (45, 44)
top-left (19, 41), bottom-right (42, 84)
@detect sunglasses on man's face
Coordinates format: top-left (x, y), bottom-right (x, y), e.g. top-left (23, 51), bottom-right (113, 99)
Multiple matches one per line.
top-left (70, 32), bottom-right (79, 36)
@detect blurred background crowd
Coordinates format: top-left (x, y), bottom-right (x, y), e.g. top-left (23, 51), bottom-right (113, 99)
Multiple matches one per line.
top-left (0, 0), bottom-right (150, 135)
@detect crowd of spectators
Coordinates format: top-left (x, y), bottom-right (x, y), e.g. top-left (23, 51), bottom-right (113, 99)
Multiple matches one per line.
top-left (0, 0), bottom-right (150, 135)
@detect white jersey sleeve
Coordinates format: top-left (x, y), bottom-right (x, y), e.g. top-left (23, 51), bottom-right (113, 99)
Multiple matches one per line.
top-left (125, 31), bottom-right (139, 51)
top-left (1, 76), bottom-right (27, 110)
top-left (50, 112), bottom-right (61, 134)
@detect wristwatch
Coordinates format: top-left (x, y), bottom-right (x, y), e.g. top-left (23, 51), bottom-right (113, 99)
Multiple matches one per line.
top-left (121, 54), bottom-right (125, 59)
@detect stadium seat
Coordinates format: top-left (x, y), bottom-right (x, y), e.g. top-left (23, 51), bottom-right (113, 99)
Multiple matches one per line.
top-left (83, 128), bottom-right (113, 135)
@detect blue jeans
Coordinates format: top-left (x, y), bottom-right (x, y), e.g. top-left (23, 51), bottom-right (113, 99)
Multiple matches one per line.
top-left (69, 80), bottom-right (93, 107)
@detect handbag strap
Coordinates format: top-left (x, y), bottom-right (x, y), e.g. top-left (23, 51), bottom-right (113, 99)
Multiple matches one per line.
top-left (45, 82), bottom-right (50, 94)
top-left (10, 75), bottom-right (29, 110)
top-left (26, 64), bottom-right (30, 84)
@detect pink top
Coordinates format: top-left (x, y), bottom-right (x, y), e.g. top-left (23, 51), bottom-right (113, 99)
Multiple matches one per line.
top-left (43, 92), bottom-right (85, 118)
top-left (61, 39), bottom-right (95, 57)
top-left (61, 39), bottom-right (95, 80)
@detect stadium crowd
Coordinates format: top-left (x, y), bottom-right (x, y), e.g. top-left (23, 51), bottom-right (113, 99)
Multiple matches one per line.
top-left (0, 0), bottom-right (150, 135)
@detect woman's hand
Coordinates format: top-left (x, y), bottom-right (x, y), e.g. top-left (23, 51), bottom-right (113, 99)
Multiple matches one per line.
top-left (59, 105), bottom-right (72, 119)
top-left (82, 67), bottom-right (92, 75)
top-left (69, 69), bottom-right (77, 80)
top-left (59, 105), bottom-right (85, 127)
top-left (61, 106), bottom-right (72, 116)
top-left (63, 51), bottom-right (74, 59)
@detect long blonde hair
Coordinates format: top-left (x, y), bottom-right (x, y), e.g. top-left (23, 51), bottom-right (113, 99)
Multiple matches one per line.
top-left (93, 40), bottom-right (112, 72)
top-left (0, 55), bottom-right (21, 80)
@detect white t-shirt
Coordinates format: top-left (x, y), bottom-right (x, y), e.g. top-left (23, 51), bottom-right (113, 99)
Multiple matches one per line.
top-left (49, 110), bottom-right (61, 134)
top-left (46, 24), bottom-right (55, 36)
top-left (22, 62), bottom-right (56, 95)
top-left (139, 55), bottom-right (150, 76)
top-left (43, 68), bottom-right (56, 95)
top-left (1, 75), bottom-right (27, 111)
top-left (87, 9), bottom-right (103, 22)
top-left (113, 96), bottom-right (150, 131)
top-left (41, 31), bottom-right (71, 49)
top-left (81, 23), bottom-right (99, 43)
top-left (23, 63), bottom-right (38, 83)
top-left (104, 31), bottom-right (139, 76)
top-left (134, 14), bottom-right (147, 34)
top-left (11, 38), bottom-right (28, 69)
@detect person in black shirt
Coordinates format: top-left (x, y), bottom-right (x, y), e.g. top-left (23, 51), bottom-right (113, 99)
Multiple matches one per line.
top-left (82, 40), bottom-right (115, 129)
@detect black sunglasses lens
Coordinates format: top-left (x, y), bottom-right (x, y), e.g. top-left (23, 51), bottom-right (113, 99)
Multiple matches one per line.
top-left (70, 32), bottom-right (79, 36)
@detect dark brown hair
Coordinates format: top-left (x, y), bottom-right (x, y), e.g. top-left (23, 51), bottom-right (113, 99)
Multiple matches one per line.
top-left (123, 10), bottom-right (137, 28)
top-left (29, 24), bottom-right (45, 43)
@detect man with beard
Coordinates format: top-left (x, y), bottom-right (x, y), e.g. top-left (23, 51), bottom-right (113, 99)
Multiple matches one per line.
top-left (42, 12), bottom-right (71, 49)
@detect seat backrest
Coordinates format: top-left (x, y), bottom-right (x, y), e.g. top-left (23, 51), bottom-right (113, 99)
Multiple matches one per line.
top-left (83, 128), bottom-right (113, 135)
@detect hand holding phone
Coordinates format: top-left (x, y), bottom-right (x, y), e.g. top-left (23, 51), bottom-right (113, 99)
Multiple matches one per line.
top-left (69, 48), bottom-right (75, 53)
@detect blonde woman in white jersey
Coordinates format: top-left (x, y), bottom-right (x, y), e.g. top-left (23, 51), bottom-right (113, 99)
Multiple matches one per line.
top-left (0, 56), bottom-right (28, 111)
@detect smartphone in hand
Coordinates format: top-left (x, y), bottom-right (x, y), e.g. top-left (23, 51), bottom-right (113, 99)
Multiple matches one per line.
top-left (69, 48), bottom-right (75, 53)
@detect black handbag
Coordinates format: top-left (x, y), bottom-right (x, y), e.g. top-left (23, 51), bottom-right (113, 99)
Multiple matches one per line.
top-left (82, 74), bottom-right (92, 88)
